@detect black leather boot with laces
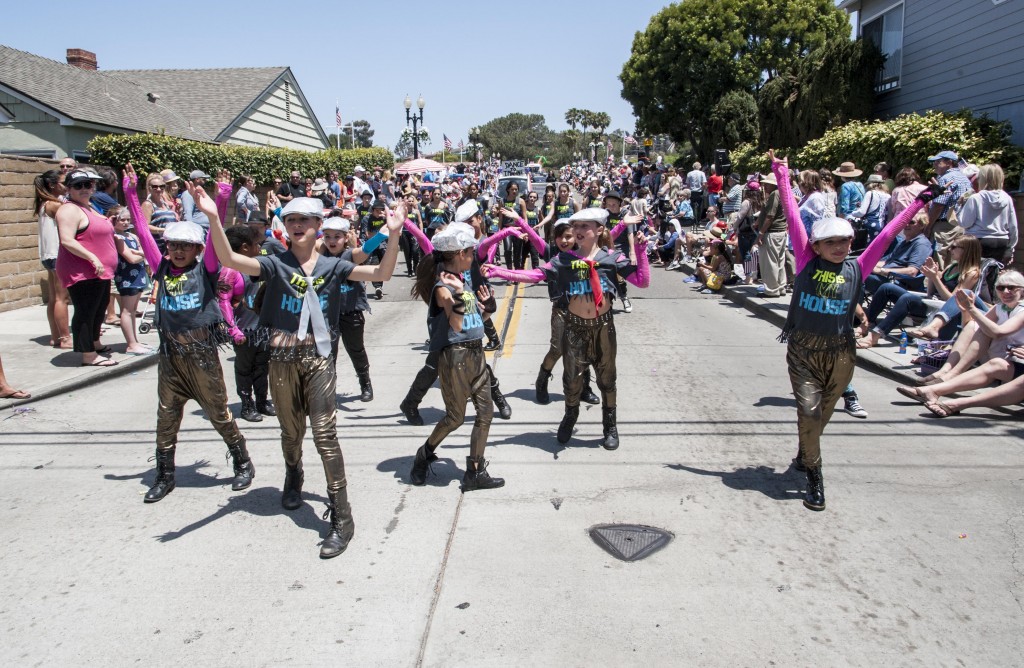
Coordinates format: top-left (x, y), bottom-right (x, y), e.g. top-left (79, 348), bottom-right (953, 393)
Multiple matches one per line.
top-left (462, 456), bottom-right (505, 492)
top-left (320, 488), bottom-right (355, 559)
top-left (409, 443), bottom-right (438, 486)
top-left (580, 369), bottom-right (600, 405)
top-left (491, 378), bottom-right (512, 420)
top-left (144, 447), bottom-right (176, 503)
top-left (535, 367), bottom-right (552, 405)
top-left (357, 370), bottom-right (374, 402)
top-left (281, 463), bottom-right (304, 510)
top-left (804, 466), bottom-right (825, 511)
top-left (255, 395), bottom-right (276, 417)
top-left (225, 440), bottom-right (256, 491)
top-left (557, 405), bottom-right (579, 444)
top-left (239, 392), bottom-right (262, 422)
top-left (601, 407), bottom-right (619, 450)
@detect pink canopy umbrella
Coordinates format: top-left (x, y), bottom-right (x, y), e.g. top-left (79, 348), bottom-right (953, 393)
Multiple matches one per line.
top-left (395, 158), bottom-right (445, 175)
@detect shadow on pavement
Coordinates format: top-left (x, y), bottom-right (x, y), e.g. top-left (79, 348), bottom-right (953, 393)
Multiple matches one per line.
top-left (376, 454), bottom-right (462, 487)
top-left (104, 459), bottom-right (228, 489)
top-left (754, 396), bottom-right (797, 408)
top-left (664, 463), bottom-right (804, 501)
top-left (154, 486), bottom-right (328, 543)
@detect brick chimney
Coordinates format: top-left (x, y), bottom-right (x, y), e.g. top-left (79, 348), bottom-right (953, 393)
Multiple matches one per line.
top-left (66, 49), bottom-right (97, 71)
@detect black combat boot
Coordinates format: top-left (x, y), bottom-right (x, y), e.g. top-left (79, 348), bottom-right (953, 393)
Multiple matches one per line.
top-left (320, 488), bottom-right (355, 559)
top-left (225, 440), bottom-right (256, 491)
top-left (484, 335), bottom-right (501, 352)
top-left (400, 399), bottom-right (424, 426)
top-left (804, 467), bottom-right (825, 511)
top-left (255, 394), bottom-right (276, 417)
top-left (357, 370), bottom-right (374, 402)
top-left (535, 367), bottom-right (552, 405)
top-left (491, 378), bottom-right (512, 420)
top-left (281, 463), bottom-right (304, 510)
top-left (144, 448), bottom-right (176, 503)
top-left (409, 442), bottom-right (438, 486)
top-left (462, 456), bottom-right (505, 492)
top-left (239, 392), bottom-right (262, 422)
top-left (557, 405), bottom-right (579, 444)
top-left (601, 407), bottom-right (619, 450)
top-left (580, 369), bottom-right (600, 405)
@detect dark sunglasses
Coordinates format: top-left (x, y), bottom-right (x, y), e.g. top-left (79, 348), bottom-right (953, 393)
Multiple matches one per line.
top-left (149, 184), bottom-right (165, 190)
top-left (70, 182), bottom-right (96, 190)
top-left (166, 241), bottom-right (197, 251)
top-left (996, 285), bottom-right (1021, 292)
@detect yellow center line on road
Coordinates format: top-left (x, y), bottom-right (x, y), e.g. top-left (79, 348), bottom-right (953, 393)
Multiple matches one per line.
top-left (497, 283), bottom-right (525, 359)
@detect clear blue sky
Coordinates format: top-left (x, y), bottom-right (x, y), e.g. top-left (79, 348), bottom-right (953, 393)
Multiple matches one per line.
top-left (2, 0), bottom-right (673, 151)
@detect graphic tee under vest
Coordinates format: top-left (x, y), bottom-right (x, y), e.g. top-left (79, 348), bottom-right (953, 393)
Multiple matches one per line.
top-left (542, 249), bottom-right (637, 305)
top-left (256, 251), bottom-right (355, 344)
top-left (782, 256), bottom-right (862, 348)
top-left (154, 259), bottom-right (224, 355)
top-left (427, 282), bottom-right (485, 352)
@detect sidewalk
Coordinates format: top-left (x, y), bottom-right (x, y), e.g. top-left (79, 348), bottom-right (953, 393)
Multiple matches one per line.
top-left (0, 304), bottom-right (159, 411)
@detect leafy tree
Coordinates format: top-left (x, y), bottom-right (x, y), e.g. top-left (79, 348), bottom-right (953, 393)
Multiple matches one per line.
top-left (564, 108), bottom-right (583, 132)
top-left (327, 119), bottom-right (375, 149)
top-left (620, 0), bottom-right (848, 159)
top-left (708, 90), bottom-right (760, 150)
top-left (758, 37), bottom-right (884, 149)
top-left (478, 113), bottom-right (551, 160)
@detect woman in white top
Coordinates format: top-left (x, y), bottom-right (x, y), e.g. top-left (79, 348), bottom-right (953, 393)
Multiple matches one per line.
top-left (797, 169), bottom-right (830, 237)
top-left (958, 164), bottom-right (1018, 264)
top-left (34, 169), bottom-right (71, 348)
top-left (234, 174), bottom-right (259, 222)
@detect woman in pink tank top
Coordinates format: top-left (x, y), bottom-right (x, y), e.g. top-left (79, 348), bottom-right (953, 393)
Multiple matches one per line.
top-left (55, 168), bottom-right (119, 366)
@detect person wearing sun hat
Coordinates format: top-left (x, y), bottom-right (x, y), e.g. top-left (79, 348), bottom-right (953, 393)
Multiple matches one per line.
top-left (767, 150), bottom-right (945, 512)
top-left (209, 190), bottom-right (408, 559)
top-left (118, 164), bottom-right (255, 504)
top-left (408, 221), bottom-right (505, 492)
top-left (832, 161), bottom-right (865, 217)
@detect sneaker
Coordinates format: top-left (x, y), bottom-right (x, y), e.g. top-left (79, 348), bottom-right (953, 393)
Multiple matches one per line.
top-left (622, 297), bottom-right (632, 313)
top-left (699, 288), bottom-right (714, 294)
top-left (756, 284), bottom-right (766, 293)
top-left (683, 276), bottom-right (699, 283)
top-left (666, 261), bottom-right (680, 271)
top-left (375, 287), bottom-right (383, 300)
top-left (843, 394), bottom-right (868, 419)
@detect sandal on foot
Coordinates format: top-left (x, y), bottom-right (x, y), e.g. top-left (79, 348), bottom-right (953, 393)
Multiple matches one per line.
top-left (0, 388), bottom-right (31, 399)
top-left (82, 358), bottom-right (118, 368)
top-left (896, 386), bottom-right (929, 403)
top-left (907, 328), bottom-right (935, 341)
top-left (925, 400), bottom-right (960, 418)
top-left (856, 337), bottom-right (875, 349)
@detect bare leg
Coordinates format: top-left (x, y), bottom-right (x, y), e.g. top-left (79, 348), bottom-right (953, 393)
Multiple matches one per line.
top-left (923, 321), bottom-right (987, 382)
top-left (118, 294), bottom-right (148, 353)
top-left (919, 358), bottom-right (1014, 401)
top-left (939, 374), bottom-right (1024, 413)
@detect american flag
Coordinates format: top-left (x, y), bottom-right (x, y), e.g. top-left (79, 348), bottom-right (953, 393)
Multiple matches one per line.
top-left (457, 138), bottom-right (464, 150)
top-left (335, 105), bottom-right (341, 129)
top-left (443, 134), bottom-right (452, 151)
top-left (624, 133), bottom-right (638, 146)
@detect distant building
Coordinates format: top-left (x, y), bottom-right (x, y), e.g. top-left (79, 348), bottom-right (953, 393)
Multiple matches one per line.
top-left (838, 0), bottom-right (1024, 144)
top-left (0, 45), bottom-right (328, 160)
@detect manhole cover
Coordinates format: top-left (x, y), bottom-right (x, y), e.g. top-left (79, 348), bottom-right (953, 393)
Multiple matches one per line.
top-left (588, 524), bottom-right (673, 562)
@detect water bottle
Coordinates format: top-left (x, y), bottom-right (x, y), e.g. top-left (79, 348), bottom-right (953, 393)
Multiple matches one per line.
top-left (898, 331), bottom-right (908, 354)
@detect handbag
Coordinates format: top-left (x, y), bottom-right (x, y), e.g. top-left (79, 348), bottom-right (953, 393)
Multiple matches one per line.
top-left (706, 273), bottom-right (724, 290)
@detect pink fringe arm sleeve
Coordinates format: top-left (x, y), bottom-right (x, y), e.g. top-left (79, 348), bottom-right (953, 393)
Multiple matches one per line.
top-left (625, 241), bottom-right (650, 287)
top-left (478, 227), bottom-right (519, 263)
top-left (217, 267), bottom-right (246, 342)
top-left (772, 161), bottom-right (813, 273)
top-left (513, 216), bottom-right (547, 255)
top-left (215, 182), bottom-right (231, 227)
top-left (485, 266), bottom-right (546, 284)
top-left (404, 220), bottom-right (433, 254)
top-left (856, 199), bottom-right (928, 276)
top-left (609, 221), bottom-right (627, 241)
top-left (123, 174), bottom-right (163, 269)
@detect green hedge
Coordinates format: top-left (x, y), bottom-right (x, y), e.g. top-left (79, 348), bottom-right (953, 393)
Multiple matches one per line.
top-left (86, 133), bottom-right (394, 185)
top-left (732, 111), bottom-right (1023, 188)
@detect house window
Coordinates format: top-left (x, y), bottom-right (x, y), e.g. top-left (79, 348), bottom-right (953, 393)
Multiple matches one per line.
top-left (284, 81), bottom-right (291, 121)
top-left (0, 149), bottom-right (57, 158)
top-left (862, 3), bottom-right (903, 92)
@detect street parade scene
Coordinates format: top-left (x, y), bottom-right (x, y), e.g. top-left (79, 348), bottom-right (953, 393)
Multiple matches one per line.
top-left (0, 0), bottom-right (1022, 665)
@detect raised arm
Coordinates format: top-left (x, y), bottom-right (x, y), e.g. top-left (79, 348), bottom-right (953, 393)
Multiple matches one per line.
top-left (512, 214), bottom-right (547, 255)
top-left (770, 152), bottom-right (812, 272)
top-left (478, 227), bottom-right (521, 261)
top-left (192, 182), bottom-right (261, 276)
top-left (350, 205), bottom-right (406, 282)
top-left (122, 164), bottom-right (163, 268)
top-left (404, 219), bottom-right (433, 254)
top-left (214, 172), bottom-right (232, 225)
top-left (856, 188), bottom-right (939, 276)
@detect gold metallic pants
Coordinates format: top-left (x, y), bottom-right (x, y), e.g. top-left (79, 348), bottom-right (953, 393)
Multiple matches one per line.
top-left (426, 342), bottom-right (492, 459)
top-left (269, 349), bottom-right (347, 493)
top-left (156, 350), bottom-right (243, 452)
top-left (541, 306), bottom-right (567, 372)
top-left (786, 338), bottom-right (856, 468)
top-left (563, 311), bottom-right (616, 408)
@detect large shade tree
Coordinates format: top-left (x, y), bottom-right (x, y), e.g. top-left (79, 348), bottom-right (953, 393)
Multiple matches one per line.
top-left (478, 113), bottom-right (552, 160)
top-left (620, 0), bottom-right (849, 158)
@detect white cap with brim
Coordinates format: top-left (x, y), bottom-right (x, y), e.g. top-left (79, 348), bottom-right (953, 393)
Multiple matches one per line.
top-left (553, 218), bottom-right (571, 231)
top-left (281, 197), bottom-right (326, 220)
top-left (568, 207), bottom-right (610, 225)
top-left (321, 217), bottom-right (350, 232)
top-left (432, 222), bottom-right (479, 252)
top-left (810, 217), bottom-right (855, 242)
top-left (162, 221), bottom-right (206, 245)
top-left (454, 199), bottom-right (480, 223)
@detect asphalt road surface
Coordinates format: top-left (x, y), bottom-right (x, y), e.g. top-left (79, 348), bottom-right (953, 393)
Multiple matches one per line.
top-left (1, 267), bottom-right (1021, 667)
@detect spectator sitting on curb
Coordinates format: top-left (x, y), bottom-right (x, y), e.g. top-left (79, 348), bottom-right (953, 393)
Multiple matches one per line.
top-left (864, 212), bottom-right (932, 295)
top-left (682, 206), bottom-right (726, 260)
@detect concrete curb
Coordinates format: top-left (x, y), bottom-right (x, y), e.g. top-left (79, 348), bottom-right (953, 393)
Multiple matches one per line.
top-left (0, 352), bottom-right (159, 412)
